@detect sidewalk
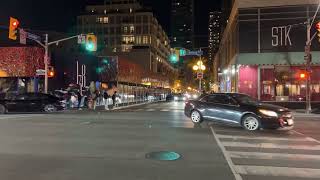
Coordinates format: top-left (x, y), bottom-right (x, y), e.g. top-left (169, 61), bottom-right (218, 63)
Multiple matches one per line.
top-left (64, 100), bottom-right (162, 113)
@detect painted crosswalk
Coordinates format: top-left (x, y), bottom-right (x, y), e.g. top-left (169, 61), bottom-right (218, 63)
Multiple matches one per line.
top-left (210, 126), bottom-right (320, 180)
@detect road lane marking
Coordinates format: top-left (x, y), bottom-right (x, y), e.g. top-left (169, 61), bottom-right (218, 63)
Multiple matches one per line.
top-left (146, 109), bottom-right (155, 112)
top-left (222, 141), bottom-right (320, 150)
top-left (229, 151), bottom-right (320, 161)
top-left (210, 126), bottom-right (243, 180)
top-left (0, 114), bottom-right (45, 120)
top-left (235, 165), bottom-right (320, 178)
top-left (292, 130), bottom-right (320, 144)
top-left (217, 134), bottom-right (317, 142)
top-left (135, 109), bottom-right (144, 112)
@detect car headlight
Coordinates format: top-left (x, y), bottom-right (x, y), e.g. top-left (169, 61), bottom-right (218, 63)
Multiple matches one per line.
top-left (174, 97), bottom-right (178, 100)
top-left (259, 109), bottom-right (278, 117)
top-left (192, 94), bottom-right (198, 99)
top-left (183, 97), bottom-right (186, 100)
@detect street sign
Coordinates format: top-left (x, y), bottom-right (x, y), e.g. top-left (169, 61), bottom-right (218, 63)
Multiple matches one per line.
top-left (36, 69), bottom-right (46, 76)
top-left (27, 32), bottom-right (41, 41)
top-left (78, 34), bottom-right (86, 44)
top-left (187, 50), bottom-right (203, 56)
top-left (197, 72), bottom-right (203, 79)
top-left (19, 29), bottom-right (26, 45)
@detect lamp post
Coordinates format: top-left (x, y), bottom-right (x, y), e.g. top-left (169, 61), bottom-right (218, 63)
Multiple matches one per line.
top-left (193, 59), bottom-right (206, 92)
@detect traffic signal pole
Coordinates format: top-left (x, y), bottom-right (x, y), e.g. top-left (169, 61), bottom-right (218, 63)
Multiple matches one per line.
top-left (306, 22), bottom-right (312, 114)
top-left (305, 3), bottom-right (320, 113)
top-left (33, 34), bottom-right (85, 93)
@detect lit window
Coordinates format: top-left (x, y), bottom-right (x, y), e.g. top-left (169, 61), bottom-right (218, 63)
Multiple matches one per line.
top-left (130, 8), bottom-right (133, 13)
top-left (143, 36), bottom-right (149, 44)
top-left (130, 26), bottom-right (134, 33)
top-left (103, 17), bottom-right (109, 23)
top-left (104, 10), bottom-right (107, 14)
top-left (124, 26), bottom-right (128, 33)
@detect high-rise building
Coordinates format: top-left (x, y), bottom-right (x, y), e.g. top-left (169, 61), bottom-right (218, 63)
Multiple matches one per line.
top-left (77, 0), bottom-right (174, 74)
top-left (208, 11), bottom-right (223, 68)
top-left (171, 0), bottom-right (194, 49)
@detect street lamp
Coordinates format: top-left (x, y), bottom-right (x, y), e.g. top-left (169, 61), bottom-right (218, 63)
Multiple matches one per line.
top-left (193, 60), bottom-right (206, 91)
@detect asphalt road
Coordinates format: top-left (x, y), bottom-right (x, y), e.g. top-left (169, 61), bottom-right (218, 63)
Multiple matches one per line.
top-left (0, 101), bottom-right (320, 180)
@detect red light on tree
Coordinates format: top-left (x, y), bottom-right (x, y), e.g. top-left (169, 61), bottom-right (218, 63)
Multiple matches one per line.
top-left (316, 22), bottom-right (320, 30)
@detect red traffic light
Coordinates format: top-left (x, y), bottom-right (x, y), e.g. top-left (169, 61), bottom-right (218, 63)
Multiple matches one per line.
top-left (300, 73), bottom-right (306, 79)
top-left (316, 22), bottom-right (320, 30)
top-left (12, 21), bottom-right (18, 27)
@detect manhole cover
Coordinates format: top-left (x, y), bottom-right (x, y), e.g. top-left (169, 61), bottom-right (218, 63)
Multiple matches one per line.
top-left (145, 151), bottom-right (181, 161)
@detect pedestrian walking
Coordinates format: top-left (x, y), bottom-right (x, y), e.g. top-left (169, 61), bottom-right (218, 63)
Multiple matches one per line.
top-left (92, 90), bottom-right (99, 110)
top-left (112, 91), bottom-right (117, 107)
top-left (76, 90), bottom-right (82, 110)
top-left (104, 90), bottom-right (110, 110)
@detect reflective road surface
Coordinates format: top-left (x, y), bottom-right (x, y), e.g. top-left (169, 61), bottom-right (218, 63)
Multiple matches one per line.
top-left (0, 101), bottom-right (319, 180)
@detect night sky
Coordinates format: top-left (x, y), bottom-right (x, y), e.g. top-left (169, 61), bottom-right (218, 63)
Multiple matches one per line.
top-left (0, 0), bottom-right (221, 40)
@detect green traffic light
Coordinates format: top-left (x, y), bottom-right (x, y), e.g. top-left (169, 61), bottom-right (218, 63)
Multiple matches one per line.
top-left (102, 59), bottom-right (109, 64)
top-left (170, 55), bottom-right (178, 63)
top-left (86, 43), bottom-right (94, 51)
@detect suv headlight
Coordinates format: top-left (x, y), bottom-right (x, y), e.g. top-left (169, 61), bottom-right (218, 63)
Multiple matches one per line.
top-left (259, 109), bottom-right (278, 117)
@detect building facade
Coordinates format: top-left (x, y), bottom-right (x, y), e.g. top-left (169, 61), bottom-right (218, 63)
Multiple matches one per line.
top-left (208, 11), bottom-right (223, 69)
top-left (215, 0), bottom-right (320, 103)
top-left (171, 0), bottom-right (194, 49)
top-left (77, 0), bottom-right (174, 75)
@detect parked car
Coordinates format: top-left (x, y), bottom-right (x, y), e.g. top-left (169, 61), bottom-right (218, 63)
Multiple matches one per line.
top-left (185, 93), bottom-right (294, 131)
top-left (0, 93), bottom-right (65, 114)
top-left (166, 94), bottom-right (174, 101)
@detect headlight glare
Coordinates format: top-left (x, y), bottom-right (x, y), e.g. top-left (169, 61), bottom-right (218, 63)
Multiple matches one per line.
top-left (259, 109), bottom-right (278, 117)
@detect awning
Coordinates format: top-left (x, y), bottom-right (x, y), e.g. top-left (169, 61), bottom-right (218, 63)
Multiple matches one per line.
top-left (236, 51), bottom-right (320, 65)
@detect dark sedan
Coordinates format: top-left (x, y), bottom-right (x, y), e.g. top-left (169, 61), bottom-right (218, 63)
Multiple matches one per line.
top-left (0, 93), bottom-right (65, 114)
top-left (185, 93), bottom-right (294, 131)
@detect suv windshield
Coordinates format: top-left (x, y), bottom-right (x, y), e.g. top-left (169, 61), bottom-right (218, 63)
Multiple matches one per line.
top-left (232, 94), bottom-right (259, 105)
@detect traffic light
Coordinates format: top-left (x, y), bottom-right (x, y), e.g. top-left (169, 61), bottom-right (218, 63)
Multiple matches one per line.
top-left (170, 54), bottom-right (178, 63)
top-left (48, 66), bottom-right (55, 78)
top-left (86, 34), bottom-right (97, 51)
top-left (169, 49), bottom-right (180, 63)
top-left (316, 22), bottom-right (320, 42)
top-left (8, 17), bottom-right (19, 40)
top-left (300, 73), bottom-right (306, 79)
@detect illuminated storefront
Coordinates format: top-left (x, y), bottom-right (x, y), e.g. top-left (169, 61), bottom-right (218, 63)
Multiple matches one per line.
top-left (215, 3), bottom-right (320, 102)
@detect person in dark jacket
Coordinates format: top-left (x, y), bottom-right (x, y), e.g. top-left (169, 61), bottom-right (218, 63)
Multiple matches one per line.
top-left (112, 91), bottom-right (117, 107)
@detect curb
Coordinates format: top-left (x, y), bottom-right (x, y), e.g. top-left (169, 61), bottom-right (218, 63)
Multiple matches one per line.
top-left (63, 100), bottom-right (163, 113)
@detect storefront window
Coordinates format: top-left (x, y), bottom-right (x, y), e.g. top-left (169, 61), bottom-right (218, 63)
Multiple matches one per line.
top-left (258, 66), bottom-right (320, 102)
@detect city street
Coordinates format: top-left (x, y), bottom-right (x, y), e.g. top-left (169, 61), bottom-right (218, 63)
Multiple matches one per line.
top-left (0, 102), bottom-right (319, 179)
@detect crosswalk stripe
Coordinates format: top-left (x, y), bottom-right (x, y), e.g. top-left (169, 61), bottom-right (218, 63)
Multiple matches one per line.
top-left (235, 165), bottom-right (320, 178)
top-left (160, 109), bottom-right (170, 112)
top-left (222, 141), bottom-right (320, 150)
top-left (217, 134), bottom-right (316, 142)
top-left (229, 151), bottom-right (320, 161)
top-left (146, 109), bottom-right (155, 112)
